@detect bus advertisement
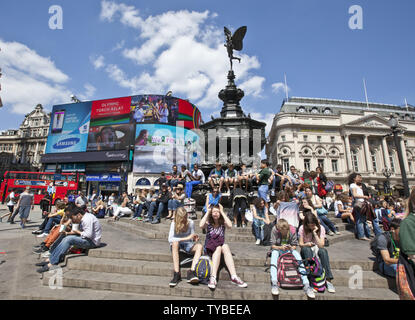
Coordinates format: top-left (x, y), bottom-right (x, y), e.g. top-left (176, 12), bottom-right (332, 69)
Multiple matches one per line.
top-left (0, 171), bottom-right (85, 205)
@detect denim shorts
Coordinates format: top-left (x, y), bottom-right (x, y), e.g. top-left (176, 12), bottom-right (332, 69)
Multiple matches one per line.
top-left (170, 241), bottom-right (195, 254)
top-left (19, 206), bottom-right (31, 219)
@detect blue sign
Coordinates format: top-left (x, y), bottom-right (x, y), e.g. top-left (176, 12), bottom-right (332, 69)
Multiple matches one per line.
top-left (45, 102), bottom-right (91, 154)
top-left (135, 178), bottom-right (151, 186)
top-left (86, 174), bottom-right (121, 182)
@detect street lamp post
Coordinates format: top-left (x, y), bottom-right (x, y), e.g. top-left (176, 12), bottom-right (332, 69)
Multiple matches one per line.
top-left (382, 168), bottom-right (392, 195)
top-left (388, 115), bottom-right (410, 198)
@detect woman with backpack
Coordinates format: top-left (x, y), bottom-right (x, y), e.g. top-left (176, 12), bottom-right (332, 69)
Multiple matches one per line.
top-left (349, 173), bottom-right (372, 241)
top-left (251, 197), bottom-right (271, 245)
top-left (168, 207), bottom-right (203, 287)
top-left (199, 204), bottom-right (247, 290)
top-left (269, 218), bottom-right (316, 298)
top-left (299, 212), bottom-right (336, 294)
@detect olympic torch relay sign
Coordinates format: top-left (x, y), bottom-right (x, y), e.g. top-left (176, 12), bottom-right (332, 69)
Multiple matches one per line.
top-left (45, 102), bottom-right (91, 154)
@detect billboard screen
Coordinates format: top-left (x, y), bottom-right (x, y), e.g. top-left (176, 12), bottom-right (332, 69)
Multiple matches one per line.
top-left (45, 102), bottom-right (91, 154)
top-left (133, 124), bottom-right (200, 173)
top-left (131, 95), bottom-right (179, 125)
top-left (87, 97), bottom-right (135, 151)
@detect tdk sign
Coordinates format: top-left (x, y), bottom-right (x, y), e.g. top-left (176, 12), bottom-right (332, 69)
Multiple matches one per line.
top-left (53, 138), bottom-right (80, 149)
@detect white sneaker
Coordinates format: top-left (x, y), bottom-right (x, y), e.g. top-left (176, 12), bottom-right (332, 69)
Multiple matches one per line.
top-left (304, 285), bottom-right (315, 299)
top-left (41, 251), bottom-right (51, 258)
top-left (255, 239), bottom-right (261, 245)
top-left (326, 281), bottom-right (336, 293)
top-left (208, 276), bottom-right (217, 290)
top-left (271, 285), bottom-right (279, 296)
top-left (328, 231), bottom-right (335, 236)
top-left (37, 233), bottom-right (48, 238)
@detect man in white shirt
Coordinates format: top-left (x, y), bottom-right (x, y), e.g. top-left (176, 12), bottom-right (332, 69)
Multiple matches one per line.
top-left (1, 189), bottom-right (16, 222)
top-left (36, 206), bottom-right (102, 273)
top-left (185, 164), bottom-right (205, 199)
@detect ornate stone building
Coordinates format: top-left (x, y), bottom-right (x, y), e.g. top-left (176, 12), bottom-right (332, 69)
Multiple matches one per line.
top-left (0, 104), bottom-right (50, 178)
top-left (266, 97), bottom-right (415, 192)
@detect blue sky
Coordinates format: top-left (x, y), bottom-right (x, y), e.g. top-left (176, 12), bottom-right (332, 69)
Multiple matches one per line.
top-left (1, 0), bottom-right (414, 133)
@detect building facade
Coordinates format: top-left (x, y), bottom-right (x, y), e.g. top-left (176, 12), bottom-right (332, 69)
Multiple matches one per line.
top-left (266, 97), bottom-right (415, 193)
top-left (0, 104), bottom-right (50, 178)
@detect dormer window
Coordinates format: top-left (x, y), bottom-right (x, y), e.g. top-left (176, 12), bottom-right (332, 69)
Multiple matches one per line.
top-left (311, 107), bottom-right (319, 114)
top-left (323, 108), bottom-right (332, 114)
top-left (298, 106), bottom-right (306, 113)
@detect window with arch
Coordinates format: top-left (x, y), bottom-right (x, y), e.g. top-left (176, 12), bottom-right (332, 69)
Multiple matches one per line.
top-left (351, 149), bottom-right (359, 172)
top-left (370, 150), bottom-right (377, 172)
top-left (282, 158), bottom-right (290, 173)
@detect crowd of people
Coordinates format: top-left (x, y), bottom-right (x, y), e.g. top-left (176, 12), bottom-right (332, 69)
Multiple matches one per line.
top-left (1, 160), bottom-right (414, 299)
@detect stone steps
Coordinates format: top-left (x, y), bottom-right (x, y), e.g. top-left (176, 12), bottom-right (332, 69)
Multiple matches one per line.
top-left (106, 219), bottom-right (356, 244)
top-left (120, 217), bottom-right (354, 234)
top-left (88, 249), bottom-right (376, 271)
top-left (41, 269), bottom-right (398, 300)
top-left (67, 256), bottom-right (396, 290)
top-left (14, 286), bottom-right (208, 300)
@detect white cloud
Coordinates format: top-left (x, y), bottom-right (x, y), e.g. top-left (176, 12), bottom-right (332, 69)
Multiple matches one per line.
top-left (90, 55), bottom-right (105, 70)
top-left (248, 111), bottom-right (275, 135)
top-left (78, 83), bottom-right (97, 100)
top-left (0, 39), bottom-right (71, 114)
top-left (271, 82), bottom-right (289, 96)
top-left (239, 76), bottom-right (265, 97)
top-left (98, 1), bottom-right (265, 111)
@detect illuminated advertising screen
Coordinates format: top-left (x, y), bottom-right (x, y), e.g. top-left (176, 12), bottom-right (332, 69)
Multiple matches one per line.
top-left (133, 124), bottom-right (200, 173)
top-left (87, 97), bottom-right (135, 151)
top-left (178, 99), bottom-right (202, 130)
top-left (131, 95), bottom-right (179, 125)
top-left (45, 102), bottom-right (91, 154)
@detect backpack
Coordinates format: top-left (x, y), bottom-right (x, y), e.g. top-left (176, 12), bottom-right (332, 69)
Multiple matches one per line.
top-left (275, 252), bottom-right (304, 289)
top-left (325, 180), bottom-right (335, 192)
top-left (195, 256), bottom-right (212, 285)
top-left (302, 257), bottom-right (327, 292)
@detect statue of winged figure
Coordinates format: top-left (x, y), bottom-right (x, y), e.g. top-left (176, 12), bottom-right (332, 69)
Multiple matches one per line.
top-left (224, 26), bottom-right (247, 70)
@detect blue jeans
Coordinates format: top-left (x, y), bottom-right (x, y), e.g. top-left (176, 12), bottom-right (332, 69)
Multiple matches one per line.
top-left (258, 185), bottom-right (269, 202)
top-left (355, 206), bottom-right (371, 239)
top-left (270, 250), bottom-right (309, 287)
top-left (185, 181), bottom-right (202, 198)
top-left (147, 202), bottom-right (167, 221)
top-left (300, 246), bottom-right (334, 280)
top-left (49, 235), bottom-right (96, 265)
top-left (252, 219), bottom-right (265, 241)
top-left (318, 215), bottom-right (336, 233)
top-left (44, 216), bottom-right (62, 234)
top-left (168, 179), bottom-right (180, 188)
top-left (168, 199), bottom-right (182, 211)
top-left (379, 262), bottom-right (397, 278)
top-left (133, 204), bottom-right (144, 218)
top-left (372, 217), bottom-right (382, 236)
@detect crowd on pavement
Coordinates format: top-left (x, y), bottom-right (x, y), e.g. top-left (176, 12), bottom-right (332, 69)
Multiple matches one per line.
top-left (1, 160), bottom-right (414, 299)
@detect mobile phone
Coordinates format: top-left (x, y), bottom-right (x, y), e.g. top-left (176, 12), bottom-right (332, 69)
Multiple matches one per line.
top-left (52, 110), bottom-right (65, 134)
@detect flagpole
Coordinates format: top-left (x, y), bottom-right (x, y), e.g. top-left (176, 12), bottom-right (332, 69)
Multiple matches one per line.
top-left (405, 98), bottom-right (409, 112)
top-left (363, 78), bottom-right (369, 110)
top-left (284, 73), bottom-right (289, 101)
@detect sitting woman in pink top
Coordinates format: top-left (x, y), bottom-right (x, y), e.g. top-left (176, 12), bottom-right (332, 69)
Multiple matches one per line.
top-left (298, 213), bottom-right (336, 294)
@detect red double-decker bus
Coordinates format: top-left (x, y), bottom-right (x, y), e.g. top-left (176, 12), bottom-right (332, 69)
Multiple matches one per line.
top-left (0, 171), bottom-right (85, 205)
